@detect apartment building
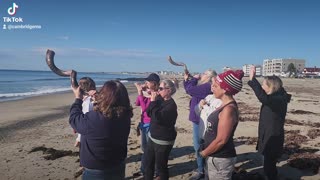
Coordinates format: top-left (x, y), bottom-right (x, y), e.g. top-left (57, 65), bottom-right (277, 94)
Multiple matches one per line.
top-left (262, 58), bottom-right (305, 76)
top-left (242, 64), bottom-right (262, 76)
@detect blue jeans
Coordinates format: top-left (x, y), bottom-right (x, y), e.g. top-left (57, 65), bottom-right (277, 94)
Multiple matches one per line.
top-left (140, 123), bottom-right (150, 173)
top-left (193, 122), bottom-right (204, 173)
top-left (82, 161), bottom-right (125, 180)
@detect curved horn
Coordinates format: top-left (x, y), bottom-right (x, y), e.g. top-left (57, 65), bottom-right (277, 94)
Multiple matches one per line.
top-left (167, 56), bottom-right (189, 75)
top-left (46, 49), bottom-right (79, 88)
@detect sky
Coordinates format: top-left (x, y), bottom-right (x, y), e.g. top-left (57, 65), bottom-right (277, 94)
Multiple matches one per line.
top-left (1, 0), bottom-right (320, 73)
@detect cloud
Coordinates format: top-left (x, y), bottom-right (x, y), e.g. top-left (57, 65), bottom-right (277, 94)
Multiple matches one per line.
top-left (57, 36), bottom-right (69, 40)
top-left (31, 47), bottom-right (158, 59)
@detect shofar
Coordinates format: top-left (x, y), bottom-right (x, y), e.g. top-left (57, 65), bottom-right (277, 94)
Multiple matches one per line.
top-left (45, 49), bottom-right (79, 88)
top-left (167, 56), bottom-right (191, 76)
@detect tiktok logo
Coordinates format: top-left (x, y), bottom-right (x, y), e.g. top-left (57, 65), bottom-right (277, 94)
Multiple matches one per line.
top-left (8, 2), bottom-right (19, 16)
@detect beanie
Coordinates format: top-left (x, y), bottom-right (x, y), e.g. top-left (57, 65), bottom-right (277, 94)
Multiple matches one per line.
top-left (215, 70), bottom-right (244, 95)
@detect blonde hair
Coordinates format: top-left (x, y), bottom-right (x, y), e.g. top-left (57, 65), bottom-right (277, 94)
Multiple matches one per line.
top-left (198, 69), bottom-right (217, 85)
top-left (264, 76), bottom-right (283, 94)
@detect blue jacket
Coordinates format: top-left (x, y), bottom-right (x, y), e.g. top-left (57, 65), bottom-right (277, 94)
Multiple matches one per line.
top-left (69, 99), bottom-right (131, 170)
top-left (183, 77), bottom-right (212, 124)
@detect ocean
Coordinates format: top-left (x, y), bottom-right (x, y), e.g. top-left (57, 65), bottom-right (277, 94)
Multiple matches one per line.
top-left (0, 69), bottom-right (144, 102)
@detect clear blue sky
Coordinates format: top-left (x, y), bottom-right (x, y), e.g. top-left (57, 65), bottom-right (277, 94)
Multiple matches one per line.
top-left (1, 0), bottom-right (320, 73)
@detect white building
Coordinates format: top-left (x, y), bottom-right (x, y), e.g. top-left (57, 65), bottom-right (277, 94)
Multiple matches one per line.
top-left (242, 64), bottom-right (262, 76)
top-left (262, 58), bottom-right (305, 76)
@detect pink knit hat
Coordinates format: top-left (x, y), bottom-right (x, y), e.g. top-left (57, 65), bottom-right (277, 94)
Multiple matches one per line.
top-left (215, 70), bottom-right (244, 95)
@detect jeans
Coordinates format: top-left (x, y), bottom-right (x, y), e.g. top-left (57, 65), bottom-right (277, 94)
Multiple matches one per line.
top-left (144, 139), bottom-right (173, 180)
top-left (82, 161), bottom-right (125, 180)
top-left (192, 122), bottom-right (204, 173)
top-left (140, 123), bottom-right (150, 173)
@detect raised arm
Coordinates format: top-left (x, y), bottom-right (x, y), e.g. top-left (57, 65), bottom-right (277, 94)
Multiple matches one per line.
top-left (69, 98), bottom-right (89, 135)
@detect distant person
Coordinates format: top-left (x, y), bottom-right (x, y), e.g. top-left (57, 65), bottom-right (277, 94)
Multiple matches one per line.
top-left (183, 69), bottom-right (215, 180)
top-left (69, 80), bottom-right (132, 180)
top-left (74, 77), bottom-right (97, 148)
top-left (144, 80), bottom-right (178, 180)
top-left (72, 77), bottom-right (97, 176)
top-left (248, 66), bottom-right (291, 180)
top-left (200, 70), bottom-right (244, 180)
top-left (134, 73), bottom-right (160, 177)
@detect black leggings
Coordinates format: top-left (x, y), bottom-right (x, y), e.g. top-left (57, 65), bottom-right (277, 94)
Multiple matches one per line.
top-left (263, 154), bottom-right (278, 180)
top-left (144, 140), bottom-right (173, 180)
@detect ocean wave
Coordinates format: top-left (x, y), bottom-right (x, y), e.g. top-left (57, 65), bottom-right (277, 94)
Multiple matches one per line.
top-left (0, 87), bottom-right (71, 99)
top-left (0, 78), bottom-right (68, 83)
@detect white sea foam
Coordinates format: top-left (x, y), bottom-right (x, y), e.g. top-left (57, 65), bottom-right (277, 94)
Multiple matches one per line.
top-left (0, 87), bottom-right (70, 101)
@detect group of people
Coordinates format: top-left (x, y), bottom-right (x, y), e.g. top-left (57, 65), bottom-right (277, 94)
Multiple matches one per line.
top-left (185, 67), bottom-right (291, 180)
top-left (68, 66), bottom-right (291, 180)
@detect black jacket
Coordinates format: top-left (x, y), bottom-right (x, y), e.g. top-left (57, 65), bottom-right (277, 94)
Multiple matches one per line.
top-left (248, 78), bottom-right (291, 158)
top-left (69, 99), bottom-right (131, 170)
top-left (146, 97), bottom-right (178, 141)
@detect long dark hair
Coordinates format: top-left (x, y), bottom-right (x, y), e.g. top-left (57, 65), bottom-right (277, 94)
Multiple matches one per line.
top-left (94, 80), bottom-right (133, 119)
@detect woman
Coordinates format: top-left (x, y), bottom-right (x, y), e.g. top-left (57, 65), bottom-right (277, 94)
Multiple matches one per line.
top-left (248, 66), bottom-right (291, 180)
top-left (69, 80), bottom-right (132, 180)
top-left (144, 80), bottom-right (178, 180)
top-left (134, 73), bottom-right (160, 176)
top-left (200, 70), bottom-right (244, 180)
top-left (183, 69), bottom-right (216, 180)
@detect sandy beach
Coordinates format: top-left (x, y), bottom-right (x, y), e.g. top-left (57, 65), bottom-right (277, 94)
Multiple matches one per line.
top-left (0, 77), bottom-right (319, 180)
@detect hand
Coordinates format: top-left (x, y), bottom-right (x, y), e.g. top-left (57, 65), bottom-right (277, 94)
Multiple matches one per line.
top-left (249, 66), bottom-right (256, 80)
top-left (150, 91), bottom-right (158, 101)
top-left (199, 99), bottom-right (207, 109)
top-left (72, 86), bottom-right (83, 99)
top-left (134, 82), bottom-right (143, 95)
top-left (184, 73), bottom-right (189, 81)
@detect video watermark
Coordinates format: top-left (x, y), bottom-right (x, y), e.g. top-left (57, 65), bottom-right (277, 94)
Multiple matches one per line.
top-left (2, 2), bottom-right (42, 31)
top-left (3, 24), bottom-right (42, 30)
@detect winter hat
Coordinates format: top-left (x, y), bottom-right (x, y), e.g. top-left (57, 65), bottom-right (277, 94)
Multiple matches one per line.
top-left (215, 70), bottom-right (244, 95)
top-left (145, 73), bottom-right (160, 83)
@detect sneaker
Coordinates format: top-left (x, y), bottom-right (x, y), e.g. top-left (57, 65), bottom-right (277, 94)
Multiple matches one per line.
top-left (189, 170), bottom-right (204, 180)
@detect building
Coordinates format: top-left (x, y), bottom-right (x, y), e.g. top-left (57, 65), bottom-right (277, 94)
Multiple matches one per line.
top-left (303, 66), bottom-right (320, 77)
top-left (262, 58), bottom-right (305, 76)
top-left (242, 64), bottom-right (262, 76)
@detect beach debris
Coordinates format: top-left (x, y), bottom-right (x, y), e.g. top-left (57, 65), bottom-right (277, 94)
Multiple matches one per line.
top-left (74, 167), bottom-right (84, 178)
top-left (239, 116), bottom-right (258, 122)
top-left (29, 146), bottom-right (79, 160)
top-left (289, 109), bottom-right (317, 115)
top-left (234, 136), bottom-right (258, 145)
top-left (288, 153), bottom-right (320, 174)
top-left (285, 131), bottom-right (308, 146)
top-left (297, 99), bottom-right (319, 103)
top-left (176, 127), bottom-right (191, 134)
top-left (285, 119), bottom-right (304, 126)
top-left (285, 129), bottom-right (300, 134)
top-left (232, 166), bottom-right (265, 180)
top-left (307, 129), bottom-right (320, 139)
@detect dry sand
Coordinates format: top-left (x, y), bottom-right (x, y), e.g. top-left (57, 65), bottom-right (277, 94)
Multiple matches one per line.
top-left (0, 77), bottom-right (319, 180)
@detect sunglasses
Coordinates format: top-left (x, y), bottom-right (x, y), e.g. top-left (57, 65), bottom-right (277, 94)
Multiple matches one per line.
top-left (158, 87), bottom-right (169, 91)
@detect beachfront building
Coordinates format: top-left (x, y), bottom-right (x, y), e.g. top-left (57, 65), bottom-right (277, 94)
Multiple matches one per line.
top-left (303, 66), bottom-right (320, 77)
top-left (222, 66), bottom-right (239, 72)
top-left (243, 64), bottom-right (262, 76)
top-left (262, 58), bottom-right (305, 76)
